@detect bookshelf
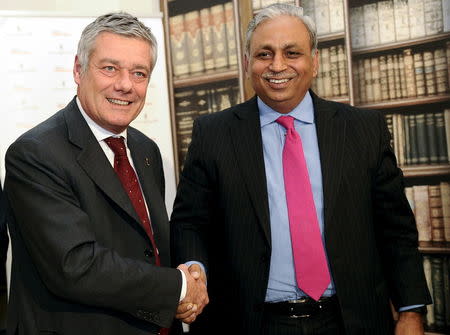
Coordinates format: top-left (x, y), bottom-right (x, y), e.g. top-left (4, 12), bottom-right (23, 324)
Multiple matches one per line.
top-left (161, 0), bottom-right (450, 332)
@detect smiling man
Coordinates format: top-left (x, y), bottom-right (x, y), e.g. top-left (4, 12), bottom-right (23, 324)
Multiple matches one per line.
top-left (171, 4), bottom-right (431, 335)
top-left (3, 12), bottom-right (207, 335)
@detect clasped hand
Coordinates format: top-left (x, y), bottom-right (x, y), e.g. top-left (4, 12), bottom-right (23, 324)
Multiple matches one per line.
top-left (176, 263), bottom-right (209, 324)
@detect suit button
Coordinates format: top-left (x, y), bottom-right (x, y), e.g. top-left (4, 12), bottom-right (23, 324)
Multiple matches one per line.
top-left (144, 249), bottom-right (153, 257)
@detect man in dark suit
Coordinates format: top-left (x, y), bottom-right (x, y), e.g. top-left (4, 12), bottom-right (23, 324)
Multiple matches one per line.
top-left (171, 4), bottom-right (431, 335)
top-left (4, 12), bottom-right (207, 335)
top-left (0, 185), bottom-right (8, 334)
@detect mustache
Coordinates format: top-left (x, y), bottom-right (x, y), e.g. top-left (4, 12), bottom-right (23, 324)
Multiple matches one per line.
top-left (262, 71), bottom-right (297, 79)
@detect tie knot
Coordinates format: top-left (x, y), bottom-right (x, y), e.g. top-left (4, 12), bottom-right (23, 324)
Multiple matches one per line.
top-left (276, 115), bottom-right (295, 130)
top-left (105, 136), bottom-right (127, 156)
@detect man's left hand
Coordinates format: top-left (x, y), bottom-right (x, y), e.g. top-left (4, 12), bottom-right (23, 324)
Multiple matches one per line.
top-left (395, 312), bottom-right (425, 335)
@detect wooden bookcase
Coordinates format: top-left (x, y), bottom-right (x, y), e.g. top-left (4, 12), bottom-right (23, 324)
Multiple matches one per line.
top-left (161, 1), bottom-right (450, 332)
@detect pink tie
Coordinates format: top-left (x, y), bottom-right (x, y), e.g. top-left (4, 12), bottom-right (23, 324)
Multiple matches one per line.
top-left (276, 115), bottom-right (330, 301)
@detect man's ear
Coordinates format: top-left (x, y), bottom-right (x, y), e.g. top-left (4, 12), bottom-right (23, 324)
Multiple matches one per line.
top-left (312, 49), bottom-right (319, 78)
top-left (73, 55), bottom-right (82, 85)
top-left (244, 53), bottom-right (250, 78)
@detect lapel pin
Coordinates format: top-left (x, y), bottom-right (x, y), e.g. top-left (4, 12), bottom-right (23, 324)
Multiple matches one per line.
top-left (145, 157), bottom-right (150, 166)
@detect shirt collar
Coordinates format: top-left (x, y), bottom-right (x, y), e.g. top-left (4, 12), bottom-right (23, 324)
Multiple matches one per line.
top-left (76, 96), bottom-right (128, 144)
top-left (258, 91), bottom-right (314, 127)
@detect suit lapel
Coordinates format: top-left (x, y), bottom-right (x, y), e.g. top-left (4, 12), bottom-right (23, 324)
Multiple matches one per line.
top-left (64, 98), bottom-right (141, 225)
top-left (312, 92), bottom-right (346, 232)
top-left (230, 98), bottom-right (271, 247)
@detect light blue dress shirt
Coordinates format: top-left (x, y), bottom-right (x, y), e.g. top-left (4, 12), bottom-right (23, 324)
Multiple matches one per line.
top-left (259, 92), bottom-right (335, 302)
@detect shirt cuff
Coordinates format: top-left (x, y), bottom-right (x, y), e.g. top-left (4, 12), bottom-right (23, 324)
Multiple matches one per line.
top-left (398, 304), bottom-right (425, 312)
top-left (178, 269), bottom-right (187, 302)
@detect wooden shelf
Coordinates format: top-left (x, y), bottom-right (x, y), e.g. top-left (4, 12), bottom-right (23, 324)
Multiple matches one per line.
top-left (173, 68), bottom-right (239, 88)
top-left (400, 164), bottom-right (450, 178)
top-left (355, 94), bottom-right (450, 109)
top-left (419, 241), bottom-right (450, 254)
top-left (352, 32), bottom-right (450, 56)
top-left (318, 31), bottom-right (345, 43)
top-left (328, 96), bottom-right (350, 104)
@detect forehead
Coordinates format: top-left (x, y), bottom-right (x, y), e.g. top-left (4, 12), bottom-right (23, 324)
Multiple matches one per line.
top-left (250, 15), bottom-right (311, 50)
top-left (91, 32), bottom-right (153, 64)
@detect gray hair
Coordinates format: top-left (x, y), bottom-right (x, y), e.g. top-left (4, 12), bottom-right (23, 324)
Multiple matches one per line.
top-left (245, 3), bottom-right (317, 57)
top-left (77, 12), bottom-right (157, 73)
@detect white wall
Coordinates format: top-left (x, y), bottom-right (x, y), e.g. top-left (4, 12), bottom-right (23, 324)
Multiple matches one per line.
top-left (0, 0), bottom-right (179, 303)
top-left (0, 0), bottom-right (160, 16)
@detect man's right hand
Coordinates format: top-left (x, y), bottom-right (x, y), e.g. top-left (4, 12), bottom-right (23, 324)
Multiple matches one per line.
top-left (176, 264), bottom-right (209, 324)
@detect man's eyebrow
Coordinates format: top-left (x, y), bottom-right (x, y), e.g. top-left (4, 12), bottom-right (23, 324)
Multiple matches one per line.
top-left (98, 58), bottom-right (150, 72)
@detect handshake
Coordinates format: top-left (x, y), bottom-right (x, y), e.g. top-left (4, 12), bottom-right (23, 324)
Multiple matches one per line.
top-left (176, 263), bottom-right (209, 324)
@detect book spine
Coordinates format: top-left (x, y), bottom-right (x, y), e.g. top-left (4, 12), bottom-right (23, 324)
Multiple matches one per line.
top-left (211, 4), bottom-right (228, 69)
top-left (429, 185), bottom-right (444, 242)
top-left (328, 0), bottom-right (345, 33)
top-left (434, 47), bottom-right (448, 94)
top-left (413, 185), bottom-right (432, 241)
top-left (416, 113), bottom-right (430, 164)
top-left (364, 58), bottom-right (374, 102)
top-left (200, 8), bottom-right (215, 71)
top-left (337, 45), bottom-right (348, 96)
top-left (224, 2), bottom-right (237, 68)
top-left (445, 109), bottom-right (450, 162)
top-left (322, 47), bottom-right (333, 97)
top-left (408, 114), bottom-right (419, 164)
top-left (350, 6), bottom-right (366, 48)
top-left (423, 51), bottom-right (437, 95)
top-left (174, 88), bottom-right (197, 169)
top-left (424, 0), bottom-right (444, 36)
top-left (185, 10), bottom-right (205, 74)
top-left (408, 0), bottom-right (426, 38)
top-left (398, 54), bottom-right (408, 98)
top-left (378, 1), bottom-right (396, 44)
top-left (403, 48), bottom-right (417, 97)
top-left (330, 46), bottom-right (340, 97)
top-left (414, 52), bottom-right (426, 97)
top-left (404, 115), bottom-right (411, 165)
top-left (434, 111), bottom-right (449, 163)
top-left (379, 55), bottom-right (389, 101)
top-left (441, 182), bottom-right (450, 241)
top-left (363, 3), bottom-right (380, 46)
top-left (315, 0), bottom-right (331, 35)
top-left (431, 257), bottom-right (445, 328)
top-left (393, 0), bottom-right (410, 41)
top-left (169, 14), bottom-right (190, 77)
top-left (423, 255), bottom-right (435, 328)
top-left (387, 54), bottom-right (396, 99)
top-left (393, 54), bottom-right (402, 99)
top-left (426, 112), bottom-right (439, 164)
top-left (358, 59), bottom-right (367, 103)
top-left (371, 57), bottom-right (381, 102)
top-left (443, 0), bottom-right (450, 32)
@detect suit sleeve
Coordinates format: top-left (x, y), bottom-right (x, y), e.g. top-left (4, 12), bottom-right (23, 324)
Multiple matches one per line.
top-left (171, 119), bottom-right (214, 269)
top-left (371, 112), bottom-right (431, 309)
top-left (4, 138), bottom-right (181, 327)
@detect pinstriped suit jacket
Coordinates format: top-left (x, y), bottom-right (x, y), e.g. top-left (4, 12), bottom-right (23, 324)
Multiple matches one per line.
top-left (171, 91), bottom-right (431, 335)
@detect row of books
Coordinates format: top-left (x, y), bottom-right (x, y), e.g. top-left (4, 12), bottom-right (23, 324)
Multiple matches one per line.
top-left (311, 44), bottom-right (348, 99)
top-left (405, 183), bottom-right (450, 243)
top-left (386, 111), bottom-right (450, 167)
top-left (350, 0), bottom-right (450, 49)
top-left (169, 2), bottom-right (236, 77)
top-left (174, 80), bottom-right (240, 169)
top-left (252, 0), bottom-right (296, 10)
top-left (301, 0), bottom-right (345, 36)
top-left (423, 255), bottom-right (450, 331)
top-left (354, 45), bottom-right (449, 104)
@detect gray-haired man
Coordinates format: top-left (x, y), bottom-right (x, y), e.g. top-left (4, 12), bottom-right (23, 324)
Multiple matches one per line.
top-left (4, 12), bottom-right (207, 335)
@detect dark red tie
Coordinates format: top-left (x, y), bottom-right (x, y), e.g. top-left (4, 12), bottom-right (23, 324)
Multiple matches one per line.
top-left (105, 137), bottom-right (160, 266)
